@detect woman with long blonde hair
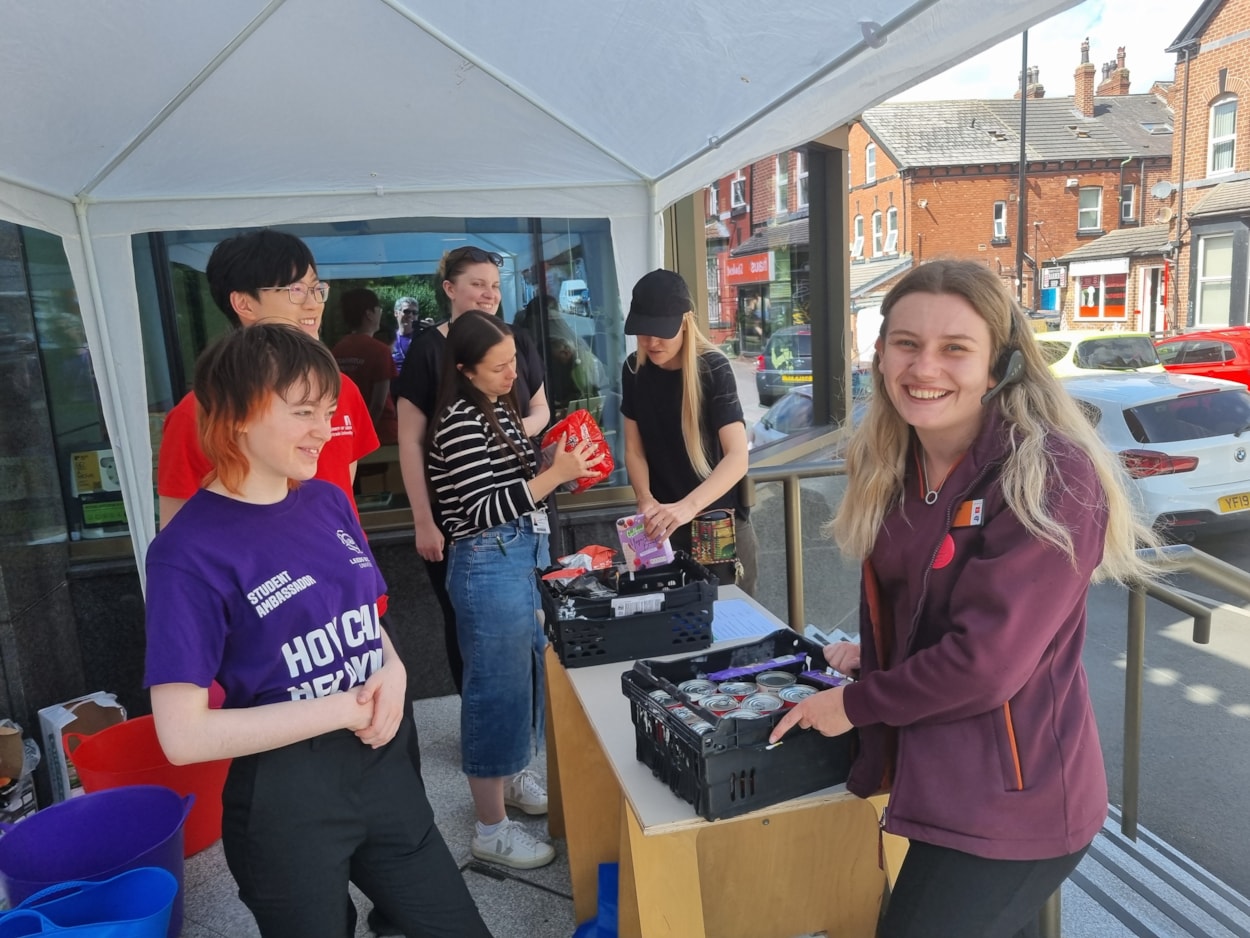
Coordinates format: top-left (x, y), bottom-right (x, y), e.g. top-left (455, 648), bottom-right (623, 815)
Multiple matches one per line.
top-left (620, 269), bottom-right (757, 593)
top-left (771, 259), bottom-right (1158, 937)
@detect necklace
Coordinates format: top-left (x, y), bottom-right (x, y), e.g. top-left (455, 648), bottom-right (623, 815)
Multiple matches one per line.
top-left (918, 450), bottom-right (952, 506)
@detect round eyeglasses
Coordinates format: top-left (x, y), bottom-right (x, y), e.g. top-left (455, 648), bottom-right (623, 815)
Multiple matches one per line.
top-left (259, 281), bottom-right (331, 304)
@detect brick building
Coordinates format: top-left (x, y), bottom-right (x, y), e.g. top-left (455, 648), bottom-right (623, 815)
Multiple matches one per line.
top-left (1166, 0), bottom-right (1250, 328)
top-left (852, 41), bottom-right (1175, 331)
top-left (704, 152), bottom-right (813, 353)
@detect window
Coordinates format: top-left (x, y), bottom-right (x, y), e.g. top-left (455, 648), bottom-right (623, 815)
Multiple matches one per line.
top-left (993, 201), bottom-right (1007, 239)
top-left (851, 215), bottom-right (864, 258)
top-left (884, 207), bottom-right (898, 253)
top-left (2, 223), bottom-right (111, 545)
top-left (1076, 273), bottom-right (1127, 319)
top-left (1209, 96), bottom-right (1237, 175)
top-left (1120, 184), bottom-right (1135, 223)
top-left (1156, 339), bottom-right (1236, 365)
top-left (1196, 234), bottom-right (1233, 326)
top-left (871, 211), bottom-right (883, 256)
top-left (708, 184), bottom-right (719, 217)
top-left (775, 155), bottom-right (789, 214)
top-left (731, 172), bottom-right (747, 207)
top-left (1078, 187), bottom-right (1102, 231)
top-left (1071, 335), bottom-right (1160, 369)
top-left (1126, 388), bottom-right (1250, 443)
top-left (796, 151), bottom-right (809, 208)
top-left (865, 143), bottom-right (877, 183)
top-left (140, 216), bottom-right (630, 515)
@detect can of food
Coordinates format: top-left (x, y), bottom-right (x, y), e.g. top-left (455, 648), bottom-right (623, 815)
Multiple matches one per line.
top-left (722, 708), bottom-right (765, 719)
top-left (686, 720), bottom-right (715, 735)
top-left (678, 679), bottom-right (718, 700)
top-left (778, 685), bottom-right (817, 707)
top-left (755, 670), bottom-right (797, 692)
top-left (718, 681), bottom-right (757, 700)
top-left (667, 705), bottom-right (697, 723)
top-left (741, 693), bottom-right (783, 715)
top-left (648, 690), bottom-right (676, 706)
top-left (699, 693), bottom-right (739, 716)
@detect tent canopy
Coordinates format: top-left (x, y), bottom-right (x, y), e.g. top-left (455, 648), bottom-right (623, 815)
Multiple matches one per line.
top-left (0, 0), bottom-right (1078, 562)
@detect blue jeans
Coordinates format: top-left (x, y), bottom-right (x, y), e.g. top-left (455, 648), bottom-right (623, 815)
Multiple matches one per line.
top-left (446, 516), bottom-right (550, 778)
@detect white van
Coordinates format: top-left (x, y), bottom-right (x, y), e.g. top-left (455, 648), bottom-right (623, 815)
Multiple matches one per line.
top-left (558, 279), bottom-right (591, 314)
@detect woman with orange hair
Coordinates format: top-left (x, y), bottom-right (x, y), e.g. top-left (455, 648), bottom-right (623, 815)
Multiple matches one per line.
top-left (144, 323), bottom-right (489, 938)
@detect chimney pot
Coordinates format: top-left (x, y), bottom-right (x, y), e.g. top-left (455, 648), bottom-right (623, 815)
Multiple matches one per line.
top-left (1081, 38), bottom-right (1090, 64)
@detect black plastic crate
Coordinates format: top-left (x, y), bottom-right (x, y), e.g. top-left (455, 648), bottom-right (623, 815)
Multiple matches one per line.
top-left (621, 629), bottom-right (856, 821)
top-left (539, 554), bottom-right (717, 667)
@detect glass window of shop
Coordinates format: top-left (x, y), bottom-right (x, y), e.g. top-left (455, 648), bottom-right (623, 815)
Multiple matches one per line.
top-left (138, 216), bottom-right (626, 518)
top-left (0, 222), bottom-right (120, 545)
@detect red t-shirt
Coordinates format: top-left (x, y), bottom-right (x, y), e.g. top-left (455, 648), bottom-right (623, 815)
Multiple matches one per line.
top-left (331, 333), bottom-right (398, 444)
top-left (157, 374), bottom-right (379, 512)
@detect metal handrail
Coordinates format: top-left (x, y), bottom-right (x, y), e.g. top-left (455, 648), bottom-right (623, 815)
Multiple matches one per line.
top-left (1122, 544), bottom-right (1250, 840)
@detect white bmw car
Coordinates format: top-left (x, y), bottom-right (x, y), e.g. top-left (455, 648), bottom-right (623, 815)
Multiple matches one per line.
top-left (1061, 373), bottom-right (1250, 537)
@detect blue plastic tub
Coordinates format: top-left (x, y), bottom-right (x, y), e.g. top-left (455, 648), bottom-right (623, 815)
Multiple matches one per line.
top-left (0, 785), bottom-right (191, 938)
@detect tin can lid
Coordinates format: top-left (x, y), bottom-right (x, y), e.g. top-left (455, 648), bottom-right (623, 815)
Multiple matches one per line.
top-left (756, 670), bottom-right (798, 688)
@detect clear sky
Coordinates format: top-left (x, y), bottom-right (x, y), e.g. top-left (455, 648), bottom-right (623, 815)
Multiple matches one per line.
top-left (892, 0), bottom-right (1197, 102)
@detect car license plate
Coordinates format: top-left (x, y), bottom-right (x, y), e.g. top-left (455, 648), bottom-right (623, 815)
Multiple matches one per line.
top-left (1218, 492), bottom-right (1250, 513)
top-left (781, 374), bottom-right (812, 384)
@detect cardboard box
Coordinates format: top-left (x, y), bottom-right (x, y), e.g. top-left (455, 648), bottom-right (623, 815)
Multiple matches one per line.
top-left (0, 722), bottom-right (39, 824)
top-left (38, 691), bottom-right (126, 802)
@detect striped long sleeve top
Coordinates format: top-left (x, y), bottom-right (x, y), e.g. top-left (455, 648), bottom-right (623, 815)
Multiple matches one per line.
top-left (428, 397), bottom-right (539, 541)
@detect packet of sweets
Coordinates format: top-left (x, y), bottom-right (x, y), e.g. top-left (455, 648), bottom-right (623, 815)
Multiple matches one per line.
top-left (540, 409), bottom-right (614, 494)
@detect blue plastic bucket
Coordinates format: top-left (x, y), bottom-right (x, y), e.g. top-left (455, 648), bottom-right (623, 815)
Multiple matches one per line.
top-left (0, 785), bottom-right (191, 938)
top-left (0, 866), bottom-right (178, 938)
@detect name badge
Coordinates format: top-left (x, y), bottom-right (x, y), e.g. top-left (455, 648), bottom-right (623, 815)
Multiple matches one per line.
top-left (530, 509), bottom-right (551, 534)
top-left (951, 499), bottom-right (984, 528)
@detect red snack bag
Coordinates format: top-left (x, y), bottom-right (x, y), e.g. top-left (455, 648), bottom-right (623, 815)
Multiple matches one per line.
top-left (540, 409), bottom-right (614, 495)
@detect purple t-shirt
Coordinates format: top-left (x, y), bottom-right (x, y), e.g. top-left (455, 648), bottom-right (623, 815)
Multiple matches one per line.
top-left (144, 481), bottom-right (388, 710)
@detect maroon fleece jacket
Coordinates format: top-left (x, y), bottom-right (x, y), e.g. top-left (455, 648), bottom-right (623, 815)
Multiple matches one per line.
top-left (842, 410), bottom-right (1109, 861)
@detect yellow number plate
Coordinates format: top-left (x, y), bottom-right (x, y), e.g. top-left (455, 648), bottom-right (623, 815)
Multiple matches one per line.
top-left (1218, 492), bottom-right (1250, 513)
top-left (780, 374), bottom-right (812, 384)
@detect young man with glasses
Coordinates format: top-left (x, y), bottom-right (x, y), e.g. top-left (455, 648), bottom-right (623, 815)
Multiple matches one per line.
top-left (157, 230), bottom-right (379, 528)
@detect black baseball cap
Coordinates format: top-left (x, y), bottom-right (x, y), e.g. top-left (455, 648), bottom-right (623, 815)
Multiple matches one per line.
top-left (623, 269), bottom-right (693, 339)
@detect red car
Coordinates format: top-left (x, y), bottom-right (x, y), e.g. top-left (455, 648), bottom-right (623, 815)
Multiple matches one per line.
top-left (1155, 327), bottom-right (1250, 389)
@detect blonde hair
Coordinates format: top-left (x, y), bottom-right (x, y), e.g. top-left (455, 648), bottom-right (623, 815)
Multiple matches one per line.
top-left (631, 312), bottom-right (725, 478)
top-left (831, 259), bottom-right (1159, 584)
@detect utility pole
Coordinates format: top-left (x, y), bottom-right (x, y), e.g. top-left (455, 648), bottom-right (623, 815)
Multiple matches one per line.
top-left (1015, 29), bottom-right (1029, 306)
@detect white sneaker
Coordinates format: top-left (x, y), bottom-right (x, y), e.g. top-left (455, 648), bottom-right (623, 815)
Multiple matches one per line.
top-left (503, 768), bottom-right (549, 816)
top-left (471, 819), bottom-right (556, 870)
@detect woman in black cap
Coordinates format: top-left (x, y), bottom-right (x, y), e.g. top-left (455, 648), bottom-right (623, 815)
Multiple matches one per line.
top-left (620, 269), bottom-right (757, 594)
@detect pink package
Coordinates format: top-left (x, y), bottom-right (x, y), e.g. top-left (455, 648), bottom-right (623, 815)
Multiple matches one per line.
top-left (616, 514), bottom-right (675, 570)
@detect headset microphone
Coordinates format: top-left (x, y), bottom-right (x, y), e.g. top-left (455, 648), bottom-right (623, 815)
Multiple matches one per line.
top-left (981, 348), bottom-right (1025, 405)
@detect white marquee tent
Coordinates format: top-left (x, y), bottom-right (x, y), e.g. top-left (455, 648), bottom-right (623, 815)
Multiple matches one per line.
top-left (0, 0), bottom-right (1078, 564)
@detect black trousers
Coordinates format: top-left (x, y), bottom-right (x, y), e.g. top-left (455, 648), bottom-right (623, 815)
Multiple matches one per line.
top-left (221, 713), bottom-right (491, 938)
top-left (423, 555), bottom-right (463, 695)
top-left (879, 839), bottom-right (1088, 938)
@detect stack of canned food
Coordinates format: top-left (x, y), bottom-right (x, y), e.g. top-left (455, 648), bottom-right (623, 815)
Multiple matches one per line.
top-left (647, 671), bottom-right (823, 735)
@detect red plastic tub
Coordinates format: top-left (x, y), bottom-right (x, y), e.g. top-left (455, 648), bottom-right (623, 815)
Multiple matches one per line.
top-left (65, 715), bottom-right (230, 857)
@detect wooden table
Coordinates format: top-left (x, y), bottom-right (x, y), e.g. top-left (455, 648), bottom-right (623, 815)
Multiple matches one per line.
top-left (544, 588), bottom-right (887, 938)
